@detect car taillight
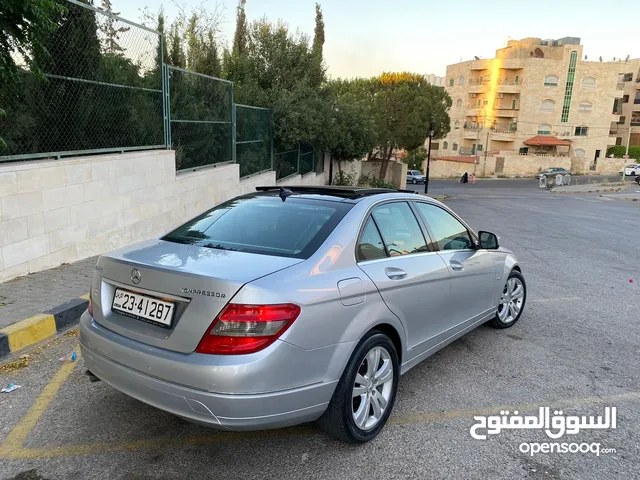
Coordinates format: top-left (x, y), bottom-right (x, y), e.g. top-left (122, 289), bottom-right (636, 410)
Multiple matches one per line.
top-left (196, 303), bottom-right (301, 355)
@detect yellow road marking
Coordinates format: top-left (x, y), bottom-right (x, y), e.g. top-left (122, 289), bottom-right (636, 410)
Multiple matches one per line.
top-left (0, 346), bottom-right (81, 458)
top-left (1, 314), bottom-right (56, 352)
top-left (1, 351), bottom-right (638, 460)
top-left (79, 293), bottom-right (90, 301)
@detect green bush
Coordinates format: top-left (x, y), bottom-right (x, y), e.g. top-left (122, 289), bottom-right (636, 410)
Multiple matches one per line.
top-left (606, 145), bottom-right (640, 160)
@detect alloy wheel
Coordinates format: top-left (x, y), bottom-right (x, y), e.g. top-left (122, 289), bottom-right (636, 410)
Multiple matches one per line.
top-left (351, 346), bottom-right (394, 430)
top-left (497, 277), bottom-right (525, 324)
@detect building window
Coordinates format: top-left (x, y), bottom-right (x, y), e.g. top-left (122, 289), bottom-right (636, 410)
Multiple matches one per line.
top-left (452, 143), bottom-right (458, 151)
top-left (574, 126), bottom-right (589, 136)
top-left (456, 98), bottom-right (463, 108)
top-left (544, 75), bottom-right (559, 87)
top-left (477, 99), bottom-right (482, 107)
top-left (560, 51), bottom-right (578, 123)
top-left (619, 115), bottom-right (626, 124)
top-left (454, 121), bottom-right (460, 130)
top-left (459, 76), bottom-right (465, 86)
top-left (574, 148), bottom-right (585, 157)
top-left (449, 78), bottom-right (454, 87)
top-left (541, 99), bottom-right (556, 111)
top-left (631, 111), bottom-right (640, 126)
top-left (635, 92), bottom-right (640, 104)
top-left (443, 141), bottom-right (449, 149)
top-left (623, 73), bottom-right (633, 82)
top-left (538, 124), bottom-right (552, 135)
top-left (616, 137), bottom-right (622, 145)
top-left (581, 77), bottom-right (596, 89)
top-left (484, 99), bottom-right (489, 106)
top-left (623, 95), bottom-right (629, 103)
top-left (476, 144), bottom-right (483, 152)
top-left (431, 143), bottom-right (440, 150)
top-left (578, 102), bottom-right (592, 112)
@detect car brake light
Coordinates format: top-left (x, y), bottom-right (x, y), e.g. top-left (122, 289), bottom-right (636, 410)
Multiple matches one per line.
top-left (196, 303), bottom-right (301, 355)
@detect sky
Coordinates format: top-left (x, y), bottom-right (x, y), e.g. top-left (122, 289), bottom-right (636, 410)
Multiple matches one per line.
top-left (112, 0), bottom-right (640, 79)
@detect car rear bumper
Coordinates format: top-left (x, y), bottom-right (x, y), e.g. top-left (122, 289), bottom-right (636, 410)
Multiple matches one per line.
top-left (80, 312), bottom-right (343, 430)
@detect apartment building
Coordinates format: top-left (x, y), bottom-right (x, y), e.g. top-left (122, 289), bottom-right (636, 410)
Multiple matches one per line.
top-left (610, 59), bottom-right (640, 147)
top-left (425, 73), bottom-right (445, 87)
top-left (437, 37), bottom-right (623, 167)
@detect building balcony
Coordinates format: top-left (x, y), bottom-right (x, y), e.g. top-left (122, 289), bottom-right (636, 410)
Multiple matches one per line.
top-left (468, 84), bottom-right (485, 94)
top-left (465, 108), bottom-right (485, 118)
top-left (617, 82), bottom-right (625, 91)
top-left (499, 59), bottom-right (525, 70)
top-left (463, 128), bottom-right (481, 139)
top-left (470, 60), bottom-right (490, 71)
top-left (491, 129), bottom-right (517, 142)
top-left (494, 109), bottom-right (519, 117)
top-left (496, 83), bottom-right (521, 94)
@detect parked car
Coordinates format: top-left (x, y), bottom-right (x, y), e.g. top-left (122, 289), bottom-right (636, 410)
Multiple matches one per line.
top-left (535, 167), bottom-right (570, 179)
top-left (406, 170), bottom-right (426, 184)
top-left (80, 186), bottom-right (526, 443)
top-left (618, 164), bottom-right (640, 176)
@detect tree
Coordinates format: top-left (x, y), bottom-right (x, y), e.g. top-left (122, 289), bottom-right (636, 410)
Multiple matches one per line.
top-left (99, 0), bottom-right (130, 54)
top-left (232, 0), bottom-right (248, 57)
top-left (367, 72), bottom-right (451, 179)
top-left (0, 0), bottom-right (66, 149)
top-left (312, 3), bottom-right (325, 59)
top-left (226, 19), bottom-right (328, 151)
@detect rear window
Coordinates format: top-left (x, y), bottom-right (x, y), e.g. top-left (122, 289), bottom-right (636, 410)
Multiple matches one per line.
top-left (162, 195), bottom-right (352, 259)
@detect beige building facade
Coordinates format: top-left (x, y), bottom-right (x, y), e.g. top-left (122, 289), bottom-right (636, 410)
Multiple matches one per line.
top-left (436, 37), bottom-right (625, 170)
top-left (610, 59), bottom-right (640, 147)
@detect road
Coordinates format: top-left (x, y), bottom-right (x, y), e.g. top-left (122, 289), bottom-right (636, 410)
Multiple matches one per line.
top-left (1, 179), bottom-right (639, 480)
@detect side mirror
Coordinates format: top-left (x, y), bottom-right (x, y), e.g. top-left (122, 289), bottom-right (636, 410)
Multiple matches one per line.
top-left (478, 231), bottom-right (499, 249)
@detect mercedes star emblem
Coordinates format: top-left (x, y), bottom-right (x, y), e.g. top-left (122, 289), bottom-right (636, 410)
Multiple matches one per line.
top-left (131, 269), bottom-right (142, 284)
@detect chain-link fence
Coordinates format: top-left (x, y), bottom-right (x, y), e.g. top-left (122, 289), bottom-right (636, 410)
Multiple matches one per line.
top-left (168, 67), bottom-right (233, 171)
top-left (0, 0), bottom-right (164, 161)
top-left (1, 0), bottom-right (327, 181)
top-left (235, 104), bottom-right (272, 177)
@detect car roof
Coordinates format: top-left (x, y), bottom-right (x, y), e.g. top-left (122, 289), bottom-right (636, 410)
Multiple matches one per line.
top-left (253, 185), bottom-right (422, 204)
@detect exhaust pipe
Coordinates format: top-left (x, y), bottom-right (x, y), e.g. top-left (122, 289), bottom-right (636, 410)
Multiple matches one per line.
top-left (85, 370), bottom-right (102, 383)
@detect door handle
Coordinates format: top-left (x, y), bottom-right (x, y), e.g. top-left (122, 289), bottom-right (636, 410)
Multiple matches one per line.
top-left (450, 260), bottom-right (464, 271)
top-left (384, 267), bottom-right (407, 280)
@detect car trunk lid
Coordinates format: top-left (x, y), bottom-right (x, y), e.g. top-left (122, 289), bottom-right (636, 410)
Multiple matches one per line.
top-left (91, 239), bottom-right (302, 353)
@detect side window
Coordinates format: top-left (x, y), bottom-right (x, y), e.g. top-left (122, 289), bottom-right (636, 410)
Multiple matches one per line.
top-left (371, 202), bottom-right (430, 256)
top-left (356, 218), bottom-right (387, 262)
top-left (414, 203), bottom-right (473, 251)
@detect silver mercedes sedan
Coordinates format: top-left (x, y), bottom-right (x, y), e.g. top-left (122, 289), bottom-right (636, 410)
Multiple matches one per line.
top-left (80, 186), bottom-right (526, 443)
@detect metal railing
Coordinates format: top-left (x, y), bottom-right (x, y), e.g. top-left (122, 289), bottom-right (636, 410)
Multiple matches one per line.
top-left (1, 0), bottom-right (323, 181)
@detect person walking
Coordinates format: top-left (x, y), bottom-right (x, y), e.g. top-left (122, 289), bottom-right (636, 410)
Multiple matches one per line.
top-left (470, 173), bottom-right (476, 184)
top-left (460, 172), bottom-right (469, 184)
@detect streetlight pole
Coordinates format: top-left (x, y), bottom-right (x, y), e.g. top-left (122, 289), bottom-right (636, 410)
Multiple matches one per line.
top-left (424, 129), bottom-right (434, 194)
top-left (622, 126), bottom-right (633, 184)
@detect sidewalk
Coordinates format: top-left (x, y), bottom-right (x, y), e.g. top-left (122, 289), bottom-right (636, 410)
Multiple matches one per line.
top-left (0, 257), bottom-right (96, 357)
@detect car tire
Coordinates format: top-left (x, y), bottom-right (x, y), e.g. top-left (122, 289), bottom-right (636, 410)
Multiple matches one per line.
top-left (317, 330), bottom-right (399, 443)
top-left (488, 270), bottom-right (527, 329)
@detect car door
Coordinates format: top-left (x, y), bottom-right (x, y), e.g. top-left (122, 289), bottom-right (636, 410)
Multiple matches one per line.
top-left (356, 201), bottom-right (452, 354)
top-left (413, 202), bottom-right (497, 328)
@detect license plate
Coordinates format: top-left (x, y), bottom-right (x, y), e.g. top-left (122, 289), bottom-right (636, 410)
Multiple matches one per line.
top-left (112, 288), bottom-right (175, 328)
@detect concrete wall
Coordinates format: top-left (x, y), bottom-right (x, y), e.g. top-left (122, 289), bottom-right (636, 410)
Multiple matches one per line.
top-left (360, 161), bottom-right (407, 188)
top-left (427, 158), bottom-right (495, 178)
top-left (0, 150), bottom-right (325, 282)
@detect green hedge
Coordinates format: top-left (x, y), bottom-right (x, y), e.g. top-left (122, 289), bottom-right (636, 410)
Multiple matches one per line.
top-left (606, 145), bottom-right (640, 160)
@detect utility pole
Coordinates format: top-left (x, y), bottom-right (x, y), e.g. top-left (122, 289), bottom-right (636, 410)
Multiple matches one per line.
top-left (424, 128), bottom-right (435, 194)
top-left (622, 126), bottom-right (633, 183)
top-left (474, 127), bottom-right (480, 175)
top-left (483, 130), bottom-right (490, 176)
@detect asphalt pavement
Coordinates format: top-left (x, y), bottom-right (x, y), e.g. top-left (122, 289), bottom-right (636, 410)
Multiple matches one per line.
top-left (1, 179), bottom-right (639, 480)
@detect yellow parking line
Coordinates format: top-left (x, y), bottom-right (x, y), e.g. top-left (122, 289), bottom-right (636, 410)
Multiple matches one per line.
top-left (1, 351), bottom-right (639, 460)
top-left (0, 345), bottom-right (81, 459)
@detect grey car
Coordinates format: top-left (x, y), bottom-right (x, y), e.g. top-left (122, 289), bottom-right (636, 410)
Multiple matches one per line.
top-left (80, 186), bottom-right (526, 443)
top-left (406, 170), bottom-right (426, 184)
top-left (535, 167), bottom-right (569, 179)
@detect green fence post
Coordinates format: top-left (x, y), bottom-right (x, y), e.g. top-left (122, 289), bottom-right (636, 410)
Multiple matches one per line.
top-left (164, 64), bottom-right (172, 149)
top-left (231, 86), bottom-right (237, 164)
top-left (270, 110), bottom-right (274, 171)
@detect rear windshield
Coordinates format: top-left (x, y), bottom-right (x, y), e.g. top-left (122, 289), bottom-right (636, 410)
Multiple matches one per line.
top-left (162, 194), bottom-right (352, 259)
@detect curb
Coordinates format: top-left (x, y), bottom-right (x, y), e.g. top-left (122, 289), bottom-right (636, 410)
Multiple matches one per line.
top-left (0, 293), bottom-right (88, 358)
